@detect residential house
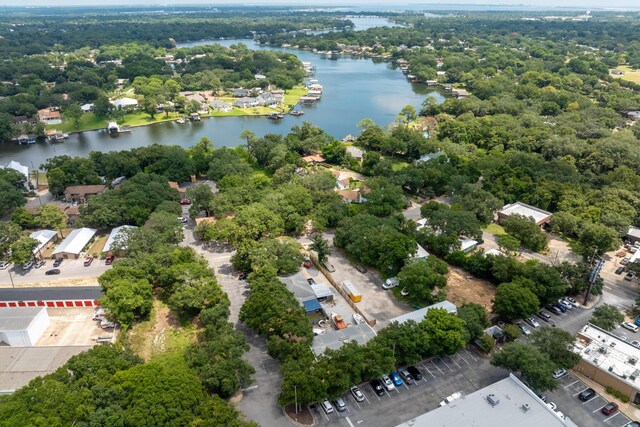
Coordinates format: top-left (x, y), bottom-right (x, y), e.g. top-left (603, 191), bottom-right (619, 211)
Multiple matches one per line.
top-left (102, 225), bottom-right (137, 255)
top-left (80, 103), bottom-right (94, 113)
top-left (497, 201), bottom-right (553, 227)
top-left (451, 88), bottom-right (469, 99)
top-left (611, 69), bottom-right (625, 76)
top-left (627, 111), bottom-right (640, 121)
top-left (626, 226), bottom-right (640, 245)
top-left (111, 97), bottom-right (139, 110)
top-left (3, 161), bottom-right (28, 183)
top-left (233, 88), bottom-right (251, 98)
top-left (415, 150), bottom-right (446, 164)
top-left (302, 153), bottom-right (325, 165)
top-left (233, 97), bottom-right (259, 109)
top-left (337, 189), bottom-right (365, 204)
top-left (168, 181), bottom-right (186, 197)
top-left (63, 184), bottom-right (107, 203)
top-left (254, 74), bottom-right (266, 80)
top-left (209, 100), bottom-right (233, 112)
top-left (346, 146), bottom-right (364, 162)
top-left (336, 178), bottom-right (350, 190)
top-left (256, 92), bottom-right (279, 107)
top-left (11, 115), bottom-right (36, 126)
top-left (52, 228), bottom-right (96, 259)
top-left (111, 176), bottom-right (126, 189)
top-left (29, 230), bottom-right (58, 256)
top-left (37, 109), bottom-right (62, 125)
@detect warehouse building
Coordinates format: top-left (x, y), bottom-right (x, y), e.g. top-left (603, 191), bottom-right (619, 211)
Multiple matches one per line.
top-left (0, 307), bottom-right (50, 347)
top-left (389, 300), bottom-right (457, 325)
top-left (52, 227), bottom-right (96, 259)
top-left (0, 286), bottom-right (103, 308)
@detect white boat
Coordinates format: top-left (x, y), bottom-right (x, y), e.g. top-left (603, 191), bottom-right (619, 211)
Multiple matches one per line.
top-left (176, 118), bottom-right (186, 124)
top-left (353, 313), bottom-right (365, 325)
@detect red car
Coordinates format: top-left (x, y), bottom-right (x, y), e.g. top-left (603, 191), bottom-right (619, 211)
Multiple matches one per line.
top-left (601, 402), bottom-right (619, 415)
top-left (180, 199), bottom-right (191, 205)
top-left (105, 255), bottom-right (115, 265)
top-left (303, 257), bottom-right (312, 268)
top-left (84, 255), bottom-right (94, 267)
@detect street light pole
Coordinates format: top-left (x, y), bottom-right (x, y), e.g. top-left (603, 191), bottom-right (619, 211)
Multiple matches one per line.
top-left (7, 268), bottom-right (15, 288)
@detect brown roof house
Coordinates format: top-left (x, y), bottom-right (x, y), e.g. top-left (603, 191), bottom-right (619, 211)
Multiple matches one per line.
top-left (337, 189), bottom-right (366, 204)
top-left (64, 184), bottom-right (107, 203)
top-left (302, 153), bottom-right (326, 166)
top-left (37, 108), bottom-right (62, 125)
top-left (168, 181), bottom-right (186, 196)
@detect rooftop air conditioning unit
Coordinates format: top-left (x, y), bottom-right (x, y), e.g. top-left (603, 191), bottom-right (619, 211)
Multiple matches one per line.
top-left (629, 357), bottom-right (638, 365)
top-left (486, 394), bottom-right (500, 407)
top-left (521, 403), bottom-right (530, 413)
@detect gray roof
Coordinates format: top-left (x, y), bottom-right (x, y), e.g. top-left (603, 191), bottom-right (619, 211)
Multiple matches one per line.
top-left (102, 225), bottom-right (136, 253)
top-left (52, 228), bottom-right (96, 255)
top-left (627, 226), bottom-right (640, 240)
top-left (389, 300), bottom-right (457, 325)
top-left (396, 374), bottom-right (576, 427)
top-left (499, 202), bottom-right (552, 225)
top-left (310, 283), bottom-right (333, 299)
top-left (0, 286), bottom-right (103, 302)
top-left (282, 275), bottom-right (316, 302)
top-left (0, 307), bottom-right (46, 331)
top-left (0, 346), bottom-right (93, 393)
top-left (312, 323), bottom-right (377, 356)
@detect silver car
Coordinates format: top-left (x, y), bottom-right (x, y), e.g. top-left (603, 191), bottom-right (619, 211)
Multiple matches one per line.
top-left (525, 317), bottom-right (540, 328)
top-left (516, 322), bottom-right (531, 335)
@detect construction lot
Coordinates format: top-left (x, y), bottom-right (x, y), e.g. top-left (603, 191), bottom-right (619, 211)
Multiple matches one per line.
top-left (446, 267), bottom-right (495, 312)
top-left (36, 307), bottom-right (109, 346)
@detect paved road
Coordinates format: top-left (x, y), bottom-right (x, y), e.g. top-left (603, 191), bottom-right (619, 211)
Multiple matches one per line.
top-left (0, 258), bottom-right (111, 287)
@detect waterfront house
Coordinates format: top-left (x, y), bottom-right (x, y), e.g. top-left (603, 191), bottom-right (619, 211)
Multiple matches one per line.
top-left (346, 146), bottom-right (364, 162)
top-left (451, 88), bottom-right (470, 99)
top-left (37, 109), bottom-right (62, 125)
top-left (45, 130), bottom-right (65, 142)
top-left (64, 184), bottom-right (107, 204)
top-left (233, 88), bottom-right (251, 97)
top-left (111, 97), bottom-right (139, 110)
top-left (11, 115), bottom-right (36, 126)
top-left (233, 97), bottom-right (259, 109)
top-left (415, 151), bottom-right (447, 165)
top-left (302, 153), bottom-right (325, 165)
top-left (209, 100), bottom-right (233, 112)
top-left (256, 92), bottom-right (279, 107)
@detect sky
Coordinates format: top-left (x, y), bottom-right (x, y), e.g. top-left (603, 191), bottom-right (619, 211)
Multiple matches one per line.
top-left (0, 0), bottom-right (639, 9)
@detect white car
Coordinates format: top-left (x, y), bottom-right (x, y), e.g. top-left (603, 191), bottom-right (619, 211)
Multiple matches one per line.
top-left (525, 317), bottom-right (540, 328)
top-left (178, 217), bottom-right (188, 224)
top-left (622, 322), bottom-right (639, 333)
top-left (400, 287), bottom-right (409, 296)
top-left (631, 340), bottom-right (640, 348)
top-left (555, 411), bottom-right (566, 420)
top-left (546, 402), bottom-right (557, 411)
top-left (552, 369), bottom-right (566, 379)
top-left (383, 277), bottom-right (398, 290)
top-left (516, 322), bottom-right (531, 335)
top-left (381, 374), bottom-right (395, 391)
top-left (22, 260), bottom-right (34, 270)
top-left (439, 392), bottom-right (462, 407)
top-left (0, 261), bottom-right (9, 270)
top-left (565, 297), bottom-right (580, 307)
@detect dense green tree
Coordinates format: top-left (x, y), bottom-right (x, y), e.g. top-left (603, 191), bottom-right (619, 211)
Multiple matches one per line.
top-left (37, 204), bottom-right (67, 237)
top-left (187, 183), bottom-right (215, 217)
top-left (457, 303), bottom-right (490, 341)
top-left (99, 276), bottom-right (153, 327)
top-left (493, 281), bottom-right (540, 321)
top-left (0, 222), bottom-right (22, 259)
top-left (529, 327), bottom-right (581, 370)
top-left (575, 223), bottom-right (620, 259)
top-left (502, 215), bottom-right (548, 253)
top-left (64, 103), bottom-right (83, 130)
top-left (397, 257), bottom-right (448, 306)
top-left (364, 177), bottom-right (406, 216)
top-left (310, 234), bottom-right (331, 264)
top-left (496, 234), bottom-right (520, 255)
top-left (207, 148), bottom-right (252, 181)
top-left (10, 236), bottom-right (38, 265)
top-left (590, 304), bottom-right (624, 331)
top-left (491, 342), bottom-right (559, 391)
top-left (420, 308), bottom-right (467, 356)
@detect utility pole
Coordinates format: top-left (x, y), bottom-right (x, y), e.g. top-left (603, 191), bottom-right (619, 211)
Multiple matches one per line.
top-left (294, 385), bottom-right (298, 414)
top-left (584, 258), bottom-right (604, 305)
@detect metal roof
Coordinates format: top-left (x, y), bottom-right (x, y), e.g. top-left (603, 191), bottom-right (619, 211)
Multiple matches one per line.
top-left (302, 299), bottom-right (322, 313)
top-left (389, 300), bottom-right (457, 325)
top-left (102, 225), bottom-right (137, 253)
top-left (29, 230), bottom-right (57, 253)
top-left (0, 307), bottom-right (46, 331)
top-left (52, 228), bottom-right (96, 255)
top-left (396, 374), bottom-right (575, 427)
top-left (499, 202), bottom-right (552, 225)
top-left (0, 286), bottom-right (103, 302)
top-left (311, 323), bottom-right (377, 356)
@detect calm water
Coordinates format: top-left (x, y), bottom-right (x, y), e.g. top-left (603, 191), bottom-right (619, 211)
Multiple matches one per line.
top-left (0, 23), bottom-right (445, 165)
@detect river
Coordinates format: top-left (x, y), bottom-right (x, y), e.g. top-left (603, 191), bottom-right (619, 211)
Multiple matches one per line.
top-left (0, 18), bottom-right (446, 166)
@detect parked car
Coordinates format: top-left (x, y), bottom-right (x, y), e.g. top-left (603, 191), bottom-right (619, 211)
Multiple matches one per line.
top-left (180, 199), bottom-right (191, 205)
top-left (578, 388), bottom-right (596, 402)
top-left (178, 216), bottom-right (188, 224)
top-left (350, 386), bottom-right (365, 402)
top-left (547, 305), bottom-right (563, 315)
top-left (525, 317), bottom-right (540, 328)
top-left (407, 366), bottom-right (423, 381)
top-left (53, 258), bottom-right (63, 267)
top-left (100, 320), bottom-right (116, 330)
top-left (381, 374), bottom-right (395, 391)
top-left (552, 303), bottom-right (567, 313)
top-left (84, 255), bottom-right (93, 266)
top-left (307, 278), bottom-right (316, 285)
top-left (22, 260), bottom-right (34, 270)
top-left (370, 379), bottom-right (385, 396)
top-left (625, 422), bottom-right (640, 427)
top-left (622, 256), bottom-right (631, 265)
top-left (355, 264), bottom-right (367, 273)
top-left (552, 369), bottom-right (567, 379)
top-left (601, 402), bottom-right (619, 415)
top-left (631, 340), bottom-right (640, 348)
top-left (105, 255), bottom-right (115, 265)
top-left (45, 268), bottom-right (60, 275)
top-left (558, 299), bottom-right (573, 310)
top-left (555, 411), bottom-right (566, 421)
top-left (399, 369), bottom-right (414, 385)
top-left (620, 335), bottom-right (629, 342)
top-left (92, 308), bottom-right (108, 321)
top-left (239, 272), bottom-right (249, 280)
top-left (625, 272), bottom-right (635, 281)
top-left (439, 392), bottom-right (462, 407)
top-left (622, 322), bottom-right (639, 332)
top-left (565, 297), bottom-right (580, 307)
top-left (516, 322), bottom-right (531, 335)
top-left (546, 402), bottom-right (557, 411)
top-left (303, 257), bottom-right (312, 268)
top-left (390, 372), bottom-right (403, 387)
top-left (616, 267), bottom-right (625, 275)
top-left (536, 393), bottom-right (548, 402)
top-left (321, 400), bottom-right (334, 414)
top-left (34, 259), bottom-right (45, 269)
top-left (383, 277), bottom-right (399, 290)
top-left (0, 261), bottom-right (9, 270)
top-left (332, 397), bottom-right (346, 412)
top-left (536, 311), bottom-right (551, 322)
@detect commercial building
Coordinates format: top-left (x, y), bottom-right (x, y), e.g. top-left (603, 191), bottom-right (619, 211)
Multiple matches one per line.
top-left (52, 228), bottom-right (96, 259)
top-left (0, 307), bottom-right (50, 347)
top-left (626, 226), bottom-right (640, 245)
top-left (389, 300), bottom-right (457, 325)
top-left (0, 286), bottom-right (103, 308)
top-left (575, 323), bottom-right (640, 403)
top-left (396, 374), bottom-right (576, 427)
top-left (311, 323), bottom-right (377, 356)
top-left (102, 225), bottom-right (137, 254)
top-left (498, 201), bottom-right (553, 226)
top-left (29, 229), bottom-right (58, 255)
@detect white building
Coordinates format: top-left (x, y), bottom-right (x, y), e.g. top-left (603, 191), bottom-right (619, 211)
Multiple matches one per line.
top-left (0, 307), bottom-right (50, 347)
top-left (29, 230), bottom-right (58, 255)
top-left (389, 300), bottom-right (457, 325)
top-left (52, 228), bottom-right (96, 259)
top-left (498, 202), bottom-right (553, 226)
top-left (111, 97), bottom-right (139, 110)
top-left (103, 225), bottom-right (137, 254)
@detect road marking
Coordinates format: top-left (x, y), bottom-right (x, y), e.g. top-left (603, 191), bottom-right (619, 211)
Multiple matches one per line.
top-left (564, 380), bottom-right (580, 389)
top-left (593, 406), bottom-right (605, 413)
top-left (573, 389), bottom-right (587, 397)
top-left (456, 352), bottom-right (470, 365)
top-left (439, 357), bottom-right (454, 372)
top-left (420, 363), bottom-right (436, 379)
top-left (345, 417), bottom-right (355, 427)
top-left (463, 348), bottom-right (478, 362)
top-left (448, 355), bottom-right (462, 369)
top-left (602, 413), bottom-right (622, 423)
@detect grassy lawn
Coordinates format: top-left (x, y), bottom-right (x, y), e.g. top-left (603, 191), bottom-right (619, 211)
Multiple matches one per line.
top-left (87, 233), bottom-right (109, 257)
top-left (611, 66), bottom-right (640, 84)
top-left (484, 223), bottom-right (506, 235)
top-left (391, 159), bottom-right (410, 171)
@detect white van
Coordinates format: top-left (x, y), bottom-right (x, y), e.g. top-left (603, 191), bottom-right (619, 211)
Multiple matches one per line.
top-left (383, 277), bottom-right (399, 290)
top-left (92, 308), bottom-right (108, 321)
top-left (622, 322), bottom-right (639, 333)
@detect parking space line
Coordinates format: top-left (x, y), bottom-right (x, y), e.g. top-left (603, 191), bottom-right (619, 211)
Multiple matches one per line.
top-left (463, 348), bottom-right (478, 362)
top-left (593, 406), bottom-right (605, 413)
top-left (603, 413), bottom-right (621, 423)
top-left (456, 351), bottom-right (470, 366)
top-left (345, 417), bottom-right (355, 427)
top-left (573, 389), bottom-right (586, 396)
top-left (564, 380), bottom-right (580, 389)
top-left (447, 355), bottom-right (462, 369)
top-left (438, 357), bottom-right (454, 372)
top-left (421, 363), bottom-right (436, 379)
top-left (426, 361), bottom-right (444, 375)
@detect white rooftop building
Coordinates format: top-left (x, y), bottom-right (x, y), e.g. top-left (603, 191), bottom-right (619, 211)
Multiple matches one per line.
top-left (52, 228), bottom-right (96, 259)
top-left (389, 300), bottom-right (457, 325)
top-left (396, 374), bottom-right (576, 427)
top-left (0, 307), bottom-right (50, 347)
top-left (102, 225), bottom-right (137, 253)
top-left (29, 230), bottom-right (58, 255)
top-left (498, 202), bottom-right (553, 226)
top-left (111, 97), bottom-right (138, 109)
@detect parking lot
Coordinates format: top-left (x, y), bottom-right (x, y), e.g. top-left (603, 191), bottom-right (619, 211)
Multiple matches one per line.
top-left (0, 257), bottom-right (112, 287)
top-left (547, 372), bottom-right (634, 427)
top-left (310, 347), bottom-right (507, 427)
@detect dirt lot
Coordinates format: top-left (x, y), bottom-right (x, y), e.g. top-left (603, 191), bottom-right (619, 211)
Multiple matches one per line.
top-left (446, 268), bottom-right (496, 313)
top-left (36, 306), bottom-right (106, 346)
top-left (128, 299), bottom-right (187, 361)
